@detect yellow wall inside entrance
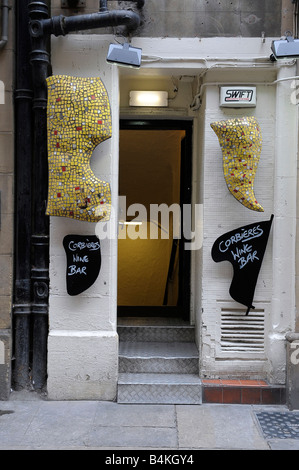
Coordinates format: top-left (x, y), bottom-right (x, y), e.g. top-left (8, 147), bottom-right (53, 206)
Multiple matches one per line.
top-left (118, 129), bottom-right (185, 306)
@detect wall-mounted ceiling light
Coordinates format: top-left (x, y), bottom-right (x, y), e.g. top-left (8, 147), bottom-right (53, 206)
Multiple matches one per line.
top-left (271, 35), bottom-right (299, 60)
top-left (129, 91), bottom-right (169, 107)
top-left (106, 43), bottom-right (142, 68)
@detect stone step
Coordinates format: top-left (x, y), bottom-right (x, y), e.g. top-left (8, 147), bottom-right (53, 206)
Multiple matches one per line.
top-left (117, 320), bottom-right (200, 404)
top-left (118, 324), bottom-right (195, 343)
top-left (117, 373), bottom-right (202, 404)
top-left (119, 341), bottom-right (199, 374)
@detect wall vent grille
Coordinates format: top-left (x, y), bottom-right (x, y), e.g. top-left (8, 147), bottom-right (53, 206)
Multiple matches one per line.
top-left (220, 308), bottom-right (265, 353)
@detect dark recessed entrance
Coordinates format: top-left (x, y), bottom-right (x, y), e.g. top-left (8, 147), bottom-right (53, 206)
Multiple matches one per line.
top-left (117, 120), bottom-right (192, 320)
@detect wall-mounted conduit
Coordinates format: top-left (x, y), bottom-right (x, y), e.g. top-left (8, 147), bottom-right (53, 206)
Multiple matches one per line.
top-left (0, 0), bottom-right (10, 50)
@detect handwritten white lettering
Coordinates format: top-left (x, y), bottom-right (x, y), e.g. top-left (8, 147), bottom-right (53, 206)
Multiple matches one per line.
top-left (231, 243), bottom-right (252, 261)
top-left (68, 265), bottom-right (87, 276)
top-left (219, 225), bottom-right (263, 253)
top-left (68, 240), bottom-right (100, 252)
top-left (72, 254), bottom-right (89, 263)
top-left (230, 243), bottom-right (259, 269)
top-left (239, 251), bottom-right (259, 269)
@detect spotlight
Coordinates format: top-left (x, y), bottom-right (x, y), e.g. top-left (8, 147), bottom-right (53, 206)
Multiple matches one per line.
top-left (271, 35), bottom-right (299, 60)
top-left (106, 42), bottom-right (142, 68)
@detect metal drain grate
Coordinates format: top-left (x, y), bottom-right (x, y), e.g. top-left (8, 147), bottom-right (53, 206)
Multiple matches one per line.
top-left (256, 411), bottom-right (299, 439)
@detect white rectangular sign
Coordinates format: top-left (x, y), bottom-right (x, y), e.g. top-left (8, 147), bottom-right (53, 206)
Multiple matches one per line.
top-left (220, 86), bottom-right (256, 107)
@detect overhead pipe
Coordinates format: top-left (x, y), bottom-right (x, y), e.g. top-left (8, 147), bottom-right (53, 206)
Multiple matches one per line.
top-left (30, 7), bottom-right (141, 38)
top-left (23, 0), bottom-right (144, 391)
top-left (0, 0), bottom-right (10, 50)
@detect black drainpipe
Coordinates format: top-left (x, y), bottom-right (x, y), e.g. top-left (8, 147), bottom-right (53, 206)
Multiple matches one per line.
top-left (28, 1), bottom-right (51, 391)
top-left (13, 0), bottom-right (144, 392)
top-left (13, 0), bottom-right (34, 391)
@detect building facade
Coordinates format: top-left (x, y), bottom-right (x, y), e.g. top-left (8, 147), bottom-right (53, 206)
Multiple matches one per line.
top-left (0, 0), bottom-right (14, 400)
top-left (1, 0), bottom-right (299, 406)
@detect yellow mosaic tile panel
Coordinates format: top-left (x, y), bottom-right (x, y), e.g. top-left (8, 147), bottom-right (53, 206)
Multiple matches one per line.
top-left (46, 75), bottom-right (112, 222)
top-left (210, 116), bottom-right (264, 212)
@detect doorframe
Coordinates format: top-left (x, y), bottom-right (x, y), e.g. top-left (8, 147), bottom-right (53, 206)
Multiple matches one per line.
top-left (117, 118), bottom-right (193, 320)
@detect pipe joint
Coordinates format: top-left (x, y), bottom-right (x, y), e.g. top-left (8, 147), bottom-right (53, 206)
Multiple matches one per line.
top-left (29, 19), bottom-right (45, 38)
top-left (28, 1), bottom-right (49, 20)
top-left (51, 15), bottom-right (67, 36)
top-left (0, 0), bottom-right (10, 50)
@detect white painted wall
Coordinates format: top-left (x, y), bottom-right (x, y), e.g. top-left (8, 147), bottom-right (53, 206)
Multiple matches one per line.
top-left (47, 36), bottom-right (119, 400)
top-left (48, 36), bottom-right (298, 398)
top-left (202, 79), bottom-right (275, 380)
top-left (200, 63), bottom-right (297, 383)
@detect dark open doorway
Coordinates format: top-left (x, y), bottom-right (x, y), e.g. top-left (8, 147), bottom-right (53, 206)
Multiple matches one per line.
top-left (117, 120), bottom-right (192, 320)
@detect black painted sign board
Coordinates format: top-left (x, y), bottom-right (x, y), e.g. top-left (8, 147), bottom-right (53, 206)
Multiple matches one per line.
top-left (211, 214), bottom-right (274, 314)
top-left (63, 234), bottom-right (101, 296)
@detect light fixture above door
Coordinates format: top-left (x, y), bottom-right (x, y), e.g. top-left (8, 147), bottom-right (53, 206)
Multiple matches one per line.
top-left (107, 43), bottom-right (142, 68)
top-left (129, 90), bottom-right (169, 107)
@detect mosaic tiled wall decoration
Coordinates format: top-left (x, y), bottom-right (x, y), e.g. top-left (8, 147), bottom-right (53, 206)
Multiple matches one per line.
top-left (210, 116), bottom-right (264, 212)
top-left (46, 75), bottom-right (112, 222)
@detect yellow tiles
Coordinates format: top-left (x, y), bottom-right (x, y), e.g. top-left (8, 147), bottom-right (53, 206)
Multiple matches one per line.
top-left (211, 116), bottom-right (264, 212)
top-left (46, 75), bottom-right (112, 222)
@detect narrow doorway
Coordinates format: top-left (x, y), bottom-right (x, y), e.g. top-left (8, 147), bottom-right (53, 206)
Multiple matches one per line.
top-left (117, 120), bottom-right (192, 320)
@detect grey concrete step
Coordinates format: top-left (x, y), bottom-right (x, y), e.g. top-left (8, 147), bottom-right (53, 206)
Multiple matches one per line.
top-left (119, 341), bottom-right (199, 374)
top-left (118, 325), bottom-right (195, 342)
top-left (117, 321), bottom-right (200, 404)
top-left (118, 373), bottom-right (202, 404)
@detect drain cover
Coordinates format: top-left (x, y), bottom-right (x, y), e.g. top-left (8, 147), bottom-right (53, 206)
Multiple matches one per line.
top-left (256, 411), bottom-right (299, 439)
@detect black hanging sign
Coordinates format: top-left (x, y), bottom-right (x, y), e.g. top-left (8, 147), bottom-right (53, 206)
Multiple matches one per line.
top-left (63, 234), bottom-right (101, 296)
top-left (211, 214), bottom-right (274, 314)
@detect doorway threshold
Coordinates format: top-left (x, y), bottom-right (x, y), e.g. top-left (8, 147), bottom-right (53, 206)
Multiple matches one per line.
top-left (117, 316), bottom-right (190, 326)
top-left (117, 306), bottom-right (188, 320)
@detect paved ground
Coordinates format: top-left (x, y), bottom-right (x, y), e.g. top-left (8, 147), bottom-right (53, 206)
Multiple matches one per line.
top-left (0, 391), bottom-right (299, 451)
